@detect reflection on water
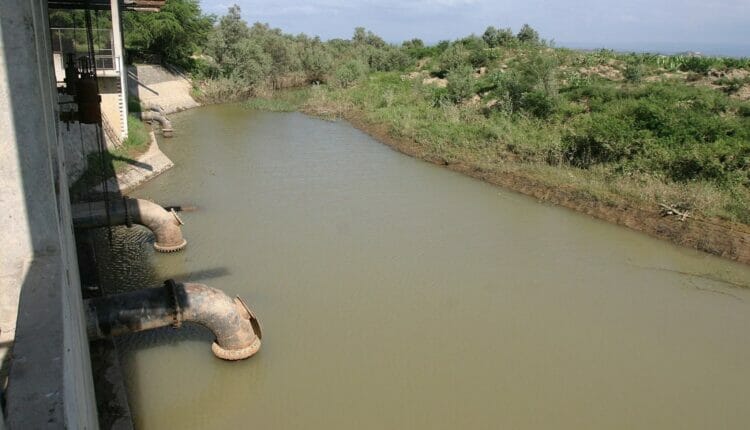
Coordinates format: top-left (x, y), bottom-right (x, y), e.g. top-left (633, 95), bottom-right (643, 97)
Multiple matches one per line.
top-left (95, 105), bottom-right (750, 429)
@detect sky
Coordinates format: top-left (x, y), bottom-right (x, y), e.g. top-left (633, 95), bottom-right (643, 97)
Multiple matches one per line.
top-left (200, 0), bottom-right (750, 56)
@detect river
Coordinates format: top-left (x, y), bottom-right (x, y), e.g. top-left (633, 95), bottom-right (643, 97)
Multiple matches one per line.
top-left (95, 104), bottom-right (750, 429)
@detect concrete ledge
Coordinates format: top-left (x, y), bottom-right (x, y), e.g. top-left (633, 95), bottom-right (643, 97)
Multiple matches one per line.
top-left (97, 132), bottom-right (173, 194)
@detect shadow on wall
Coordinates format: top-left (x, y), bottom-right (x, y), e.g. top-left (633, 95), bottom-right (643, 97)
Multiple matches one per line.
top-left (0, 0), bottom-right (106, 427)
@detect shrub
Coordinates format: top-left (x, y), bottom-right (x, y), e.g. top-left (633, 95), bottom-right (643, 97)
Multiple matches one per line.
top-left (431, 87), bottom-right (452, 108)
top-left (517, 24), bottom-right (540, 44)
top-left (482, 26), bottom-right (516, 48)
top-left (438, 44), bottom-right (471, 72)
top-left (469, 48), bottom-right (500, 68)
top-left (562, 113), bottom-right (644, 167)
top-left (521, 89), bottom-right (556, 118)
top-left (194, 77), bottom-right (255, 103)
top-left (486, 71), bottom-right (526, 113)
top-left (333, 60), bottom-right (368, 88)
top-left (446, 65), bottom-right (475, 103)
top-left (301, 44), bottom-right (333, 83)
top-left (367, 46), bottom-right (410, 72)
top-left (679, 56), bottom-right (713, 74)
top-left (624, 61), bottom-right (644, 83)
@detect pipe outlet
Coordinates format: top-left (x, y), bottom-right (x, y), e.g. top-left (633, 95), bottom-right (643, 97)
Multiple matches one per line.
top-left (85, 281), bottom-right (262, 360)
top-left (140, 110), bottom-right (173, 137)
top-left (72, 198), bottom-right (187, 252)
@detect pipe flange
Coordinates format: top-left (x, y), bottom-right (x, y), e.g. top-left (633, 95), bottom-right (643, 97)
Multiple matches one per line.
top-left (211, 337), bottom-right (261, 361)
top-left (154, 239), bottom-right (188, 253)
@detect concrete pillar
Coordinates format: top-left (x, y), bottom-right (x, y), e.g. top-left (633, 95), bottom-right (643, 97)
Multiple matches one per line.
top-left (0, 0), bottom-right (98, 428)
top-left (111, 0), bottom-right (129, 139)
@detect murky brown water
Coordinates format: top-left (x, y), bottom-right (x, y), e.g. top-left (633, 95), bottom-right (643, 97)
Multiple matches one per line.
top-left (98, 104), bottom-right (750, 429)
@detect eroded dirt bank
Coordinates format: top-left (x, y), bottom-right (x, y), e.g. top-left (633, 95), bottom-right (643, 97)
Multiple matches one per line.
top-left (334, 111), bottom-right (750, 265)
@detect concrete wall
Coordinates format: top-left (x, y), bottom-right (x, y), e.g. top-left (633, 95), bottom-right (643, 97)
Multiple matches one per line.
top-left (58, 95), bottom-right (102, 185)
top-left (0, 0), bottom-right (98, 428)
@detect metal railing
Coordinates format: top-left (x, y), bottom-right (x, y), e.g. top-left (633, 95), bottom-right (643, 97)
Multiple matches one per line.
top-left (50, 27), bottom-right (116, 71)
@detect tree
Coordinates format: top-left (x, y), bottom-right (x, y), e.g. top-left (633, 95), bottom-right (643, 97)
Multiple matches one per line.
top-left (248, 22), bottom-right (301, 87)
top-left (517, 24), bottom-right (540, 44)
top-left (402, 38), bottom-right (424, 50)
top-left (352, 26), bottom-right (386, 48)
top-left (205, 6), bottom-right (271, 84)
top-left (123, 0), bottom-right (214, 68)
top-left (482, 26), bottom-right (516, 48)
top-left (301, 43), bottom-right (333, 83)
top-left (482, 26), bottom-right (500, 47)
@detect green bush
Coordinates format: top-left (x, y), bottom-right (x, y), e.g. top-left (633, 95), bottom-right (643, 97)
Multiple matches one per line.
top-left (522, 89), bottom-right (556, 118)
top-left (469, 48), bottom-right (500, 68)
top-left (624, 61), bottom-right (644, 83)
top-left (333, 60), bottom-right (368, 88)
top-left (482, 26), bottom-right (516, 48)
top-left (679, 56), bottom-right (713, 74)
top-left (301, 44), bottom-right (333, 83)
top-left (438, 44), bottom-right (471, 72)
top-left (486, 71), bottom-right (526, 114)
top-left (367, 46), bottom-right (410, 72)
top-left (517, 24), bottom-right (540, 44)
top-left (446, 65), bottom-right (475, 103)
top-left (562, 113), bottom-right (645, 167)
top-left (560, 82), bottom-right (750, 184)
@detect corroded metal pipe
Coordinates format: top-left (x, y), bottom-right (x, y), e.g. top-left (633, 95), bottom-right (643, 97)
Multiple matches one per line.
top-left (140, 101), bottom-right (166, 115)
top-left (85, 281), bottom-right (262, 360)
top-left (140, 110), bottom-right (173, 137)
top-left (72, 198), bottom-right (187, 252)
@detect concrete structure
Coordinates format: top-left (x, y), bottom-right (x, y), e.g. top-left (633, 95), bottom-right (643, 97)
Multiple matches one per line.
top-left (50, 0), bottom-right (129, 141)
top-left (1, 0), bottom-right (164, 427)
top-left (0, 0), bottom-right (99, 427)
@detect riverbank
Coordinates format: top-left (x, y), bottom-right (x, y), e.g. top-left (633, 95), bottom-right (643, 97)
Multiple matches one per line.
top-left (338, 109), bottom-right (750, 265)
top-left (234, 88), bottom-right (750, 264)
top-left (120, 75), bottom-right (750, 264)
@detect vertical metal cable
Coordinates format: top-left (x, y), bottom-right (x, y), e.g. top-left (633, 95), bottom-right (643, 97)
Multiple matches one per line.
top-left (84, 4), bottom-right (113, 244)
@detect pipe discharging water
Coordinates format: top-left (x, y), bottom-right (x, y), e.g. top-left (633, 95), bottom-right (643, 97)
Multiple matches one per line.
top-left (85, 280), bottom-right (262, 360)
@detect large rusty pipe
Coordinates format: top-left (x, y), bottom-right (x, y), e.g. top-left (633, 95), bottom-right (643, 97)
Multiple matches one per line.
top-left (140, 110), bottom-right (173, 137)
top-left (72, 198), bottom-right (187, 252)
top-left (85, 281), bottom-right (262, 360)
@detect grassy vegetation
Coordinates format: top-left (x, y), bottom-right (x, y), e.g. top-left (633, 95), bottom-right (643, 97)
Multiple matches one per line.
top-left (71, 115), bottom-right (152, 196)
top-left (295, 47), bottom-right (750, 223)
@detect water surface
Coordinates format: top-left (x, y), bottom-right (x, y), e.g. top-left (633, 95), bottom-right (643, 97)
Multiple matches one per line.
top-left (99, 104), bottom-right (750, 429)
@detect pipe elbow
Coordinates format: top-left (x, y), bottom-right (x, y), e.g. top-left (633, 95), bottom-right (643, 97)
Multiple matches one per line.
top-left (85, 281), bottom-right (262, 361)
top-left (140, 110), bottom-right (173, 137)
top-left (72, 198), bottom-right (187, 252)
top-left (181, 283), bottom-right (262, 360)
top-left (128, 199), bottom-right (187, 252)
